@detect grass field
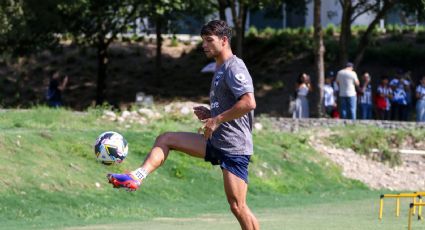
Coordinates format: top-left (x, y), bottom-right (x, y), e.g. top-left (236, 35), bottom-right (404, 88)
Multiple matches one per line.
top-left (64, 197), bottom-right (425, 230)
top-left (0, 107), bottom-right (423, 230)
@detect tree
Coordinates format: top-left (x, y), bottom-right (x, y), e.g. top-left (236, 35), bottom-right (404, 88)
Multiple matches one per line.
top-left (338, 0), bottom-right (425, 68)
top-left (141, 0), bottom-right (214, 84)
top-left (217, 0), bottom-right (228, 21)
top-left (0, 0), bottom-right (23, 55)
top-left (0, 0), bottom-right (66, 56)
top-left (313, 0), bottom-right (325, 117)
top-left (353, 0), bottom-right (396, 67)
top-left (354, 0), bottom-right (425, 67)
top-left (337, 0), bottom-right (400, 68)
top-left (228, 0), bottom-right (248, 57)
top-left (141, 0), bottom-right (185, 83)
top-left (65, 0), bottom-right (141, 105)
top-left (226, 0), bottom-right (304, 57)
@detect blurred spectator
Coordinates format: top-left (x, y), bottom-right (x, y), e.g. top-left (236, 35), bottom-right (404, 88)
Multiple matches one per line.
top-left (404, 71), bottom-right (414, 120)
top-left (292, 73), bottom-right (311, 119)
top-left (389, 70), bottom-right (409, 121)
top-left (46, 71), bottom-right (68, 108)
top-left (376, 76), bottom-right (392, 120)
top-left (358, 72), bottom-right (373, 120)
top-left (416, 76), bottom-right (425, 122)
top-left (330, 71), bottom-right (339, 98)
top-left (336, 62), bottom-right (359, 120)
top-left (324, 74), bottom-right (337, 118)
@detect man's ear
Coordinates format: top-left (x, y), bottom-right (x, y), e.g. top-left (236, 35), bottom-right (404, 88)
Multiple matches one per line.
top-left (221, 36), bottom-right (228, 47)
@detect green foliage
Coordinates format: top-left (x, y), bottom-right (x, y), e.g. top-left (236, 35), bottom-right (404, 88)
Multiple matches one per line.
top-left (325, 23), bottom-right (337, 37)
top-left (247, 26), bottom-right (259, 37)
top-left (326, 126), bottom-right (425, 167)
top-left (170, 35), bottom-right (179, 47)
top-left (0, 0), bottom-right (65, 55)
top-left (416, 30), bottom-right (425, 43)
top-left (363, 42), bottom-right (425, 67)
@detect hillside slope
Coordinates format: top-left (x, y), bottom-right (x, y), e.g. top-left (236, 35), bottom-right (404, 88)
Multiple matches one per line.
top-left (0, 107), bottom-right (365, 229)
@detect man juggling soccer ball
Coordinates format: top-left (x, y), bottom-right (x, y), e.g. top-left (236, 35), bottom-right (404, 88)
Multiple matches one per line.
top-left (107, 20), bottom-right (259, 230)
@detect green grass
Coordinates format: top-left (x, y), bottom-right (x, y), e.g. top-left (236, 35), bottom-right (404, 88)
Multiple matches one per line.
top-left (61, 196), bottom-right (425, 230)
top-left (327, 125), bottom-right (425, 166)
top-left (1, 107), bottom-right (421, 230)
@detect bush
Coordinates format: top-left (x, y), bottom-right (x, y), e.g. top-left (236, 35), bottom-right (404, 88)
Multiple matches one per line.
top-left (262, 27), bottom-right (277, 38)
top-left (416, 31), bottom-right (425, 43)
top-left (325, 23), bottom-right (336, 37)
top-left (352, 25), bottom-right (367, 35)
top-left (247, 26), bottom-right (259, 37)
top-left (328, 127), bottom-right (402, 167)
top-left (170, 35), bottom-right (179, 47)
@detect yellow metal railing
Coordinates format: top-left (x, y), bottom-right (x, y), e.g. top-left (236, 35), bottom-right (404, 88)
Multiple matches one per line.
top-left (379, 193), bottom-right (423, 220)
top-left (408, 203), bottom-right (425, 230)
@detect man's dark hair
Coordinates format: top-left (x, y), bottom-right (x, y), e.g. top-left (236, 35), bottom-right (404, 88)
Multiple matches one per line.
top-left (200, 20), bottom-right (232, 41)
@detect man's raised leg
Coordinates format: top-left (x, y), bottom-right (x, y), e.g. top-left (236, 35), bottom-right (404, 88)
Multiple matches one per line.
top-left (108, 132), bottom-right (206, 190)
top-left (222, 169), bottom-right (259, 230)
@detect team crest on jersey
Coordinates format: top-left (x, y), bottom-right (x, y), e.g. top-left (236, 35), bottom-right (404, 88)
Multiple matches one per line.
top-left (235, 73), bottom-right (247, 83)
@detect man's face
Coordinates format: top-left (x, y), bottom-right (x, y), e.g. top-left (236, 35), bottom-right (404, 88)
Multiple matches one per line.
top-left (202, 35), bottom-right (225, 58)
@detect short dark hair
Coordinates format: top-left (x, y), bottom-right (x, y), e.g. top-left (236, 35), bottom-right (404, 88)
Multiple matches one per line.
top-left (345, 62), bottom-right (354, 68)
top-left (200, 20), bottom-right (232, 41)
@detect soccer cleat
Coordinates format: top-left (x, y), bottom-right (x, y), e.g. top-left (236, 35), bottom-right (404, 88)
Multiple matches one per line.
top-left (107, 173), bottom-right (141, 191)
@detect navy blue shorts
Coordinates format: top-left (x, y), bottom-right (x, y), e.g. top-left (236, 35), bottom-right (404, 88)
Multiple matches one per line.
top-left (204, 141), bottom-right (251, 184)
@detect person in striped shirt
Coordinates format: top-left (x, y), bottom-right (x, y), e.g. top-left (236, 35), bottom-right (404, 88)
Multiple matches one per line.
top-left (358, 72), bottom-right (373, 120)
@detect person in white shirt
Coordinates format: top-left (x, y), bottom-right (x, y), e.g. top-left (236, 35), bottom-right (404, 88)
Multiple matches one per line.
top-left (358, 72), bottom-right (373, 119)
top-left (336, 62), bottom-right (360, 120)
top-left (389, 70), bottom-right (410, 121)
top-left (293, 73), bottom-right (312, 118)
top-left (324, 75), bottom-right (336, 118)
top-left (416, 76), bottom-right (425, 122)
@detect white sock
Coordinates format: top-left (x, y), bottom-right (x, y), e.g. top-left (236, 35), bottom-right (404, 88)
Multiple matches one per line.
top-left (131, 167), bottom-right (149, 182)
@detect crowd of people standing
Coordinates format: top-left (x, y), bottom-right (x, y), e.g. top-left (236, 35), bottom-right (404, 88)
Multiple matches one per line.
top-left (292, 63), bottom-right (425, 122)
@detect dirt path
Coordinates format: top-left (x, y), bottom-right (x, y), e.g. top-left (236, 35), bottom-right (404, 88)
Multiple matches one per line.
top-left (309, 131), bottom-right (425, 191)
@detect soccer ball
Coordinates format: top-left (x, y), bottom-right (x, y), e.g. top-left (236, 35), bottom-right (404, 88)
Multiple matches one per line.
top-left (94, 131), bottom-right (128, 165)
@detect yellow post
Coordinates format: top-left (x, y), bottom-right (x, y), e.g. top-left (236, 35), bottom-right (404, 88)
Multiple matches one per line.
top-left (379, 195), bottom-right (384, 220)
top-left (413, 197), bottom-right (416, 215)
top-left (396, 197), bottom-right (400, 217)
top-left (408, 203), bottom-right (414, 230)
top-left (419, 196), bottom-right (423, 220)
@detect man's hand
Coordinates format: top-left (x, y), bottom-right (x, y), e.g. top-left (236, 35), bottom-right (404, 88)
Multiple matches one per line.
top-left (193, 106), bottom-right (211, 121)
top-left (201, 117), bottom-right (220, 139)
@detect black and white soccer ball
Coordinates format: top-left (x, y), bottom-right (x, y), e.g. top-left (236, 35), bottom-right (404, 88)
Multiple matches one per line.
top-left (94, 131), bottom-right (128, 165)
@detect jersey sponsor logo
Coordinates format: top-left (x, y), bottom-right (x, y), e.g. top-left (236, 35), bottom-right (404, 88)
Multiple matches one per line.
top-left (214, 74), bottom-right (223, 86)
top-left (211, 101), bottom-right (219, 109)
top-left (235, 73), bottom-right (247, 83)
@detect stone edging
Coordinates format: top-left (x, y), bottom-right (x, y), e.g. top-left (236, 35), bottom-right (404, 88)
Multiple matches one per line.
top-left (265, 117), bottom-right (425, 132)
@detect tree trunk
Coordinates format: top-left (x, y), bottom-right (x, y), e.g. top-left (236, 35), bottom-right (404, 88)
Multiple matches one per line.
top-left (218, 0), bottom-right (227, 21)
top-left (313, 0), bottom-right (325, 117)
top-left (230, 0), bottom-right (247, 57)
top-left (338, 0), bottom-right (352, 68)
top-left (96, 39), bottom-right (108, 105)
top-left (354, 1), bottom-right (394, 67)
top-left (155, 16), bottom-right (162, 82)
